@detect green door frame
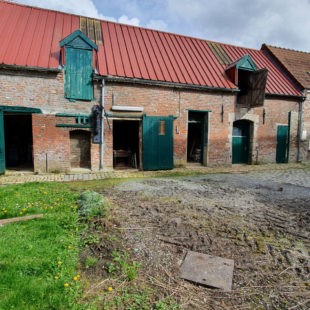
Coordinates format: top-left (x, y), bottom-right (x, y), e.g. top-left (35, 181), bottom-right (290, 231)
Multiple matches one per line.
top-left (142, 114), bottom-right (174, 170)
top-left (232, 120), bottom-right (251, 164)
top-left (0, 106), bottom-right (42, 174)
top-left (0, 111), bottom-right (5, 174)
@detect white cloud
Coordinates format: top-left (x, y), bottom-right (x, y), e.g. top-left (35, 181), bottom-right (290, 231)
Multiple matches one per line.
top-left (167, 0), bottom-right (310, 51)
top-left (118, 15), bottom-right (140, 26)
top-left (146, 19), bottom-right (167, 31)
top-left (11, 0), bottom-right (141, 26)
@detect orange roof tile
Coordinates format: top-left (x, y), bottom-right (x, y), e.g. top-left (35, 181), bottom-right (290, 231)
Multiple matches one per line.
top-left (262, 44), bottom-right (310, 90)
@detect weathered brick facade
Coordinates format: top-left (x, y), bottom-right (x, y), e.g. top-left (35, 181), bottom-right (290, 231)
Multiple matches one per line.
top-left (103, 82), bottom-right (301, 168)
top-left (0, 69), bottom-right (304, 172)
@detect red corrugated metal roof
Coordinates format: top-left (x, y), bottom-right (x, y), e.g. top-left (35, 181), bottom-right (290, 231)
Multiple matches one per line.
top-left (0, 0), bottom-right (302, 96)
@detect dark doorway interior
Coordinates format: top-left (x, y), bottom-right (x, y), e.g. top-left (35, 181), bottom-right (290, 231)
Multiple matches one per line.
top-left (113, 120), bottom-right (139, 169)
top-left (4, 114), bottom-right (33, 170)
top-left (187, 112), bottom-right (204, 163)
top-left (70, 130), bottom-right (91, 169)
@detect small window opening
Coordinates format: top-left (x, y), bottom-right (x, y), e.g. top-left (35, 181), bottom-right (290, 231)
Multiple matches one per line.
top-left (159, 120), bottom-right (165, 135)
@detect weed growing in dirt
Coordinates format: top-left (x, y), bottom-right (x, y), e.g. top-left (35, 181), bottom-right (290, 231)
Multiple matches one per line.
top-left (78, 191), bottom-right (106, 219)
top-left (111, 251), bottom-right (141, 281)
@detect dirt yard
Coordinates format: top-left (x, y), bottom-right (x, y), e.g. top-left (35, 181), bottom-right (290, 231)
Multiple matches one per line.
top-left (99, 169), bottom-right (310, 309)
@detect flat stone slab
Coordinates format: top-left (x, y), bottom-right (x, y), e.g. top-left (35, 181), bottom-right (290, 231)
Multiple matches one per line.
top-left (0, 214), bottom-right (43, 226)
top-left (180, 251), bottom-right (234, 291)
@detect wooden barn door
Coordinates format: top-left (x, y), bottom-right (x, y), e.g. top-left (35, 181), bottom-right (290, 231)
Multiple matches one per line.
top-left (142, 115), bottom-right (173, 170)
top-left (0, 111), bottom-right (5, 174)
top-left (70, 130), bottom-right (91, 169)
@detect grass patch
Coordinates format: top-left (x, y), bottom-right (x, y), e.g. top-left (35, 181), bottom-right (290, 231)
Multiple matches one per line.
top-left (0, 182), bottom-right (90, 310)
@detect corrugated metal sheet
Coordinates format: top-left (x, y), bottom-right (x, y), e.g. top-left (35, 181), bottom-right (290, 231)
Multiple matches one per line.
top-left (0, 0), bottom-right (302, 96)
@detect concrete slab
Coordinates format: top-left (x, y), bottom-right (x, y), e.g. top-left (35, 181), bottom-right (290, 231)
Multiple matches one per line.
top-left (179, 251), bottom-right (234, 291)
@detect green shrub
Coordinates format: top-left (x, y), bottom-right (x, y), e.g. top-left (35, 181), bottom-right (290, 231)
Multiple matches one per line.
top-left (77, 191), bottom-right (105, 218)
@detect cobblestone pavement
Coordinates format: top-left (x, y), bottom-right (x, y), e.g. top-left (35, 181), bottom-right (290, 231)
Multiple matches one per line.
top-left (0, 162), bottom-right (309, 185)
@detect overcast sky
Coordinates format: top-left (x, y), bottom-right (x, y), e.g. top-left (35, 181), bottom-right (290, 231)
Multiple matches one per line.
top-left (11, 0), bottom-right (310, 52)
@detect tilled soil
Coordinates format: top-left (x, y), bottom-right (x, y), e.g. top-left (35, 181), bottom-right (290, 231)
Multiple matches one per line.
top-left (100, 171), bottom-right (310, 309)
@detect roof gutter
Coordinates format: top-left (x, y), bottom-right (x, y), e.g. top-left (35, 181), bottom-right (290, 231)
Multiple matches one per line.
top-left (93, 74), bottom-right (239, 93)
top-left (0, 63), bottom-right (61, 73)
top-left (265, 92), bottom-right (304, 100)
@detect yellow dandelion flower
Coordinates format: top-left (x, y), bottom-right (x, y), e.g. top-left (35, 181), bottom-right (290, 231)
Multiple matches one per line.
top-left (19, 212), bottom-right (23, 215)
top-left (57, 261), bottom-right (62, 265)
top-left (43, 192), bottom-right (47, 195)
top-left (64, 283), bottom-right (69, 287)
top-left (108, 287), bottom-right (113, 292)
top-left (73, 276), bottom-right (78, 281)
top-left (54, 276), bottom-right (59, 280)
top-left (22, 208), bottom-right (26, 212)
top-left (4, 210), bottom-right (7, 213)
top-left (50, 206), bottom-right (53, 209)
top-left (68, 245), bottom-right (72, 249)
top-left (77, 275), bottom-right (80, 278)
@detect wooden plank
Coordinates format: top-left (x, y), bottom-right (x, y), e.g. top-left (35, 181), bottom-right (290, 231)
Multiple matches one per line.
top-left (0, 214), bottom-right (43, 226)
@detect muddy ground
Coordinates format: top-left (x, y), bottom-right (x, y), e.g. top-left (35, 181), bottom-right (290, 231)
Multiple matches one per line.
top-left (99, 169), bottom-right (310, 309)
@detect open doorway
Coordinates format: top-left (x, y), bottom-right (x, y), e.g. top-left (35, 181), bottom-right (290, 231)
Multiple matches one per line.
top-left (4, 113), bottom-right (33, 171)
top-left (113, 120), bottom-right (140, 169)
top-left (187, 112), bottom-right (206, 164)
top-left (70, 130), bottom-right (91, 169)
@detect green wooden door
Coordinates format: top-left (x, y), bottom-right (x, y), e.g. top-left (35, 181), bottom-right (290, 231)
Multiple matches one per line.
top-left (232, 121), bottom-right (250, 164)
top-left (65, 47), bottom-right (93, 100)
top-left (142, 115), bottom-right (174, 170)
top-left (276, 125), bottom-right (288, 163)
top-left (0, 111), bottom-right (5, 174)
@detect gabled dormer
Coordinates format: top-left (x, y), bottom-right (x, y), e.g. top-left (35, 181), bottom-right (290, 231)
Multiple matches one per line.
top-left (60, 30), bottom-right (98, 101)
top-left (226, 55), bottom-right (268, 108)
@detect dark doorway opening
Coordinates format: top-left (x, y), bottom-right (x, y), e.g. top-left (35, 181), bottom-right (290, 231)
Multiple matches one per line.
top-left (70, 130), bottom-right (91, 169)
top-left (113, 120), bottom-right (139, 169)
top-left (187, 112), bottom-right (205, 163)
top-left (4, 114), bottom-right (33, 170)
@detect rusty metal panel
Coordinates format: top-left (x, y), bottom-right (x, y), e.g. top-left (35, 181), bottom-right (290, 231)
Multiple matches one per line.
top-left (94, 20), bottom-right (103, 45)
top-left (207, 42), bottom-right (231, 65)
top-left (180, 251), bottom-right (234, 291)
top-left (80, 17), bottom-right (87, 37)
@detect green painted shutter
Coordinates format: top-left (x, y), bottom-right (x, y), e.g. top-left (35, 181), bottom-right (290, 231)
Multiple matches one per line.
top-left (276, 125), bottom-right (288, 163)
top-left (142, 115), bottom-right (174, 170)
top-left (0, 111), bottom-right (5, 174)
top-left (65, 47), bottom-right (93, 100)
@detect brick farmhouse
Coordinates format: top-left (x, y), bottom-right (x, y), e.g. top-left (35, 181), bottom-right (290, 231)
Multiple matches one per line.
top-left (0, 1), bottom-right (307, 174)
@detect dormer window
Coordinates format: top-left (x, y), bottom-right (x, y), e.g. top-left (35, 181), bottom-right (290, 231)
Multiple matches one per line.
top-left (60, 30), bottom-right (98, 101)
top-left (226, 55), bottom-right (268, 107)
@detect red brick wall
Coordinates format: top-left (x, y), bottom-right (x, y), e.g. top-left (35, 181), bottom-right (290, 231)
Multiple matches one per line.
top-left (103, 82), bottom-right (301, 168)
top-left (0, 68), bottom-right (304, 171)
top-left (0, 69), bottom-right (101, 172)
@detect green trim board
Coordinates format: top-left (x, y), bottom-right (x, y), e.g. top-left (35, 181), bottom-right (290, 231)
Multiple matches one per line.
top-left (60, 30), bottom-right (98, 51)
top-left (0, 106), bottom-right (42, 113)
top-left (105, 113), bottom-right (143, 119)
